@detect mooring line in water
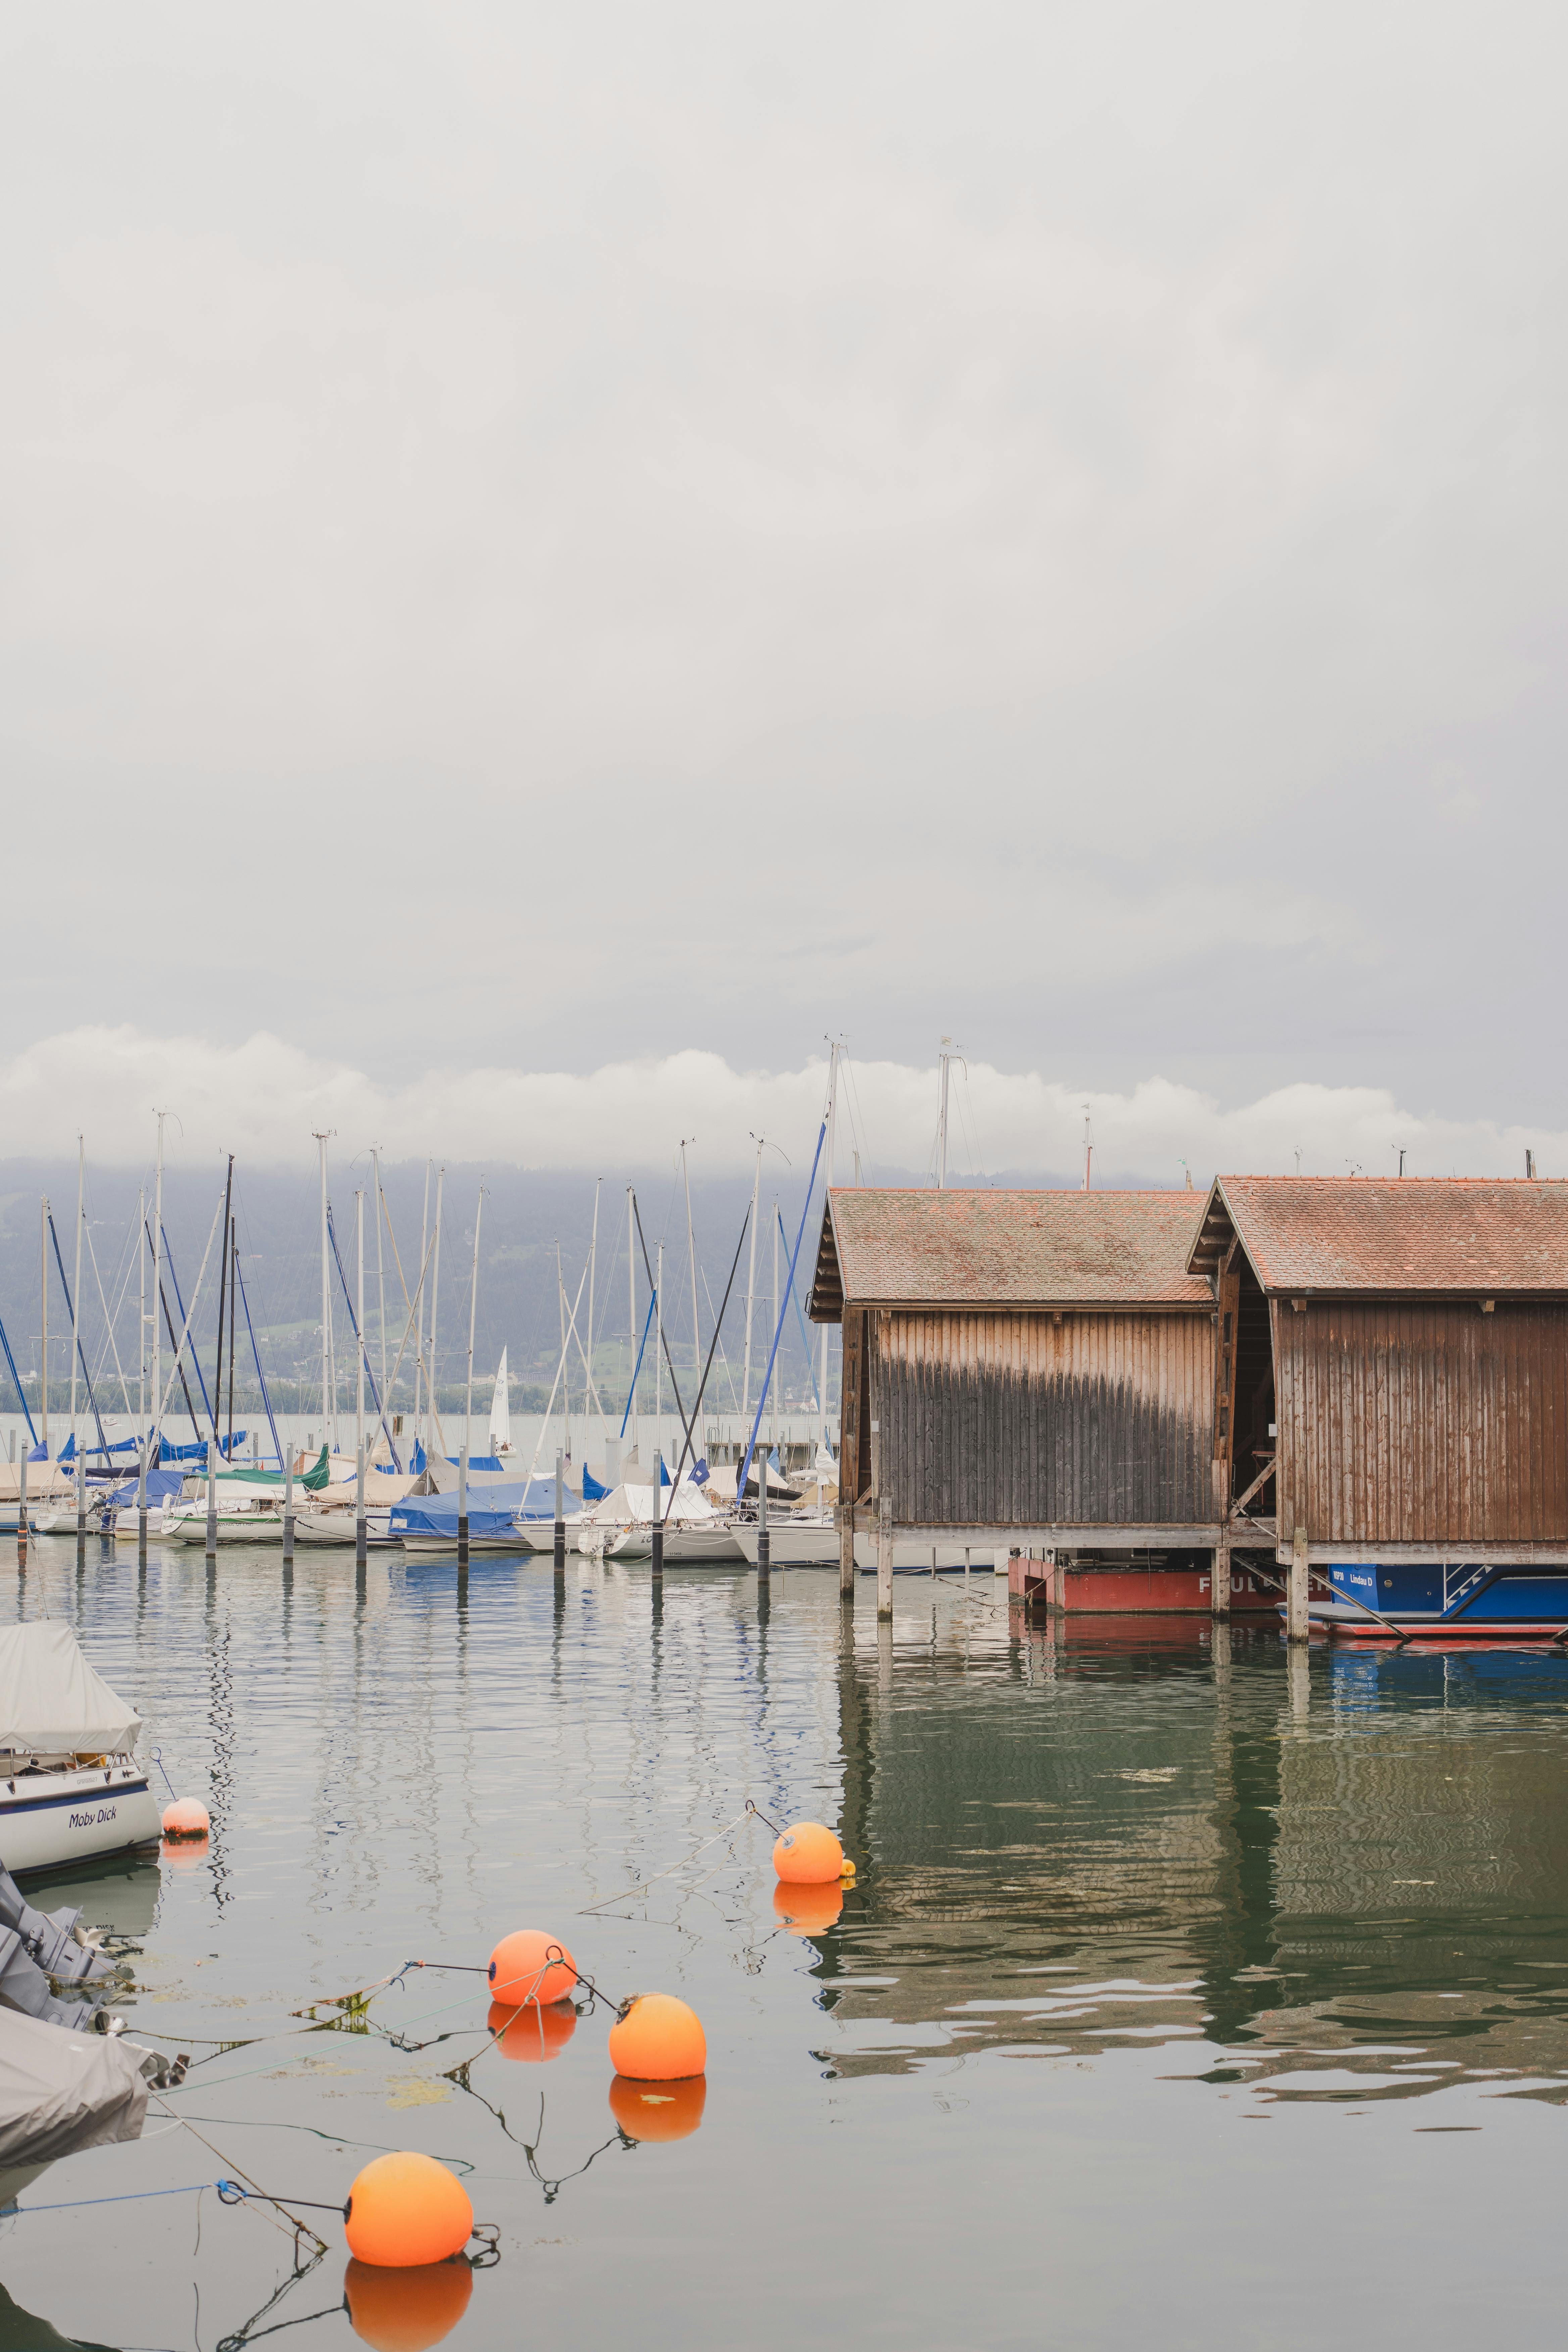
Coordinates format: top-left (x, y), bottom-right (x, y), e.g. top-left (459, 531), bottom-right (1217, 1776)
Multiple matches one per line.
top-left (149, 2099), bottom-right (329, 2252)
top-left (578, 1806), bottom-right (758, 1914)
top-left (13, 2180), bottom-right (222, 2214)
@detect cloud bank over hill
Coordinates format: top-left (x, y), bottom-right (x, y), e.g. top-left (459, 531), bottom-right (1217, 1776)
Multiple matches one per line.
top-left (4, 1027), bottom-right (1554, 1185)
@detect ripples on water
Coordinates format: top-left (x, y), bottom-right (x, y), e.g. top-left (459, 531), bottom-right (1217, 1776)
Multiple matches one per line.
top-left (2, 1549), bottom-right (1566, 2349)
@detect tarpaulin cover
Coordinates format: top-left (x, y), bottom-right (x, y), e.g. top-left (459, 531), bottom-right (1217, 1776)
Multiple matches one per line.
top-left (424, 1455), bottom-right (567, 1496)
top-left (0, 1624), bottom-right (141, 1758)
top-left (106, 1468), bottom-right (184, 1507)
top-left (0, 2008), bottom-right (149, 2162)
top-left (158, 1435), bottom-right (248, 1463)
top-left (389, 1478), bottom-right (561, 1538)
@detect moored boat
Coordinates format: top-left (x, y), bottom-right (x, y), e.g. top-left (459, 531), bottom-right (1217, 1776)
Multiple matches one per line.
top-left (0, 1624), bottom-right (160, 1874)
top-left (1310, 1561), bottom-right (1568, 1640)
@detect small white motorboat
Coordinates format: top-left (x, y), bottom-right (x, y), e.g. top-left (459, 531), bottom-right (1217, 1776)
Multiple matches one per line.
top-left (0, 1624), bottom-right (161, 1875)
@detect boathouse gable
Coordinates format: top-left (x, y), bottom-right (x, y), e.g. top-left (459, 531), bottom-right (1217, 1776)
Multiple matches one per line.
top-left (1188, 1177), bottom-right (1568, 1564)
top-left (810, 1189), bottom-right (1218, 1541)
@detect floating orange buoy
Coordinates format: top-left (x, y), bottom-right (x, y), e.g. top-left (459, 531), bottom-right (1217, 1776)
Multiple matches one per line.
top-left (607, 1992), bottom-right (707, 2081)
top-left (609, 2072), bottom-right (707, 2143)
top-left (772, 1820), bottom-right (843, 1884)
top-left (487, 1929), bottom-right (576, 2007)
top-left (488, 1996), bottom-right (576, 2062)
top-left (343, 2255), bottom-right (473, 2350)
top-left (162, 1798), bottom-right (210, 1840)
top-left (343, 2151), bottom-right (473, 2269)
top-left (773, 1879), bottom-right (843, 1936)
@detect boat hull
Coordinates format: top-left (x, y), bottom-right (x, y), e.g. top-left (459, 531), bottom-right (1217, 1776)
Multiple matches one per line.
top-left (162, 1509), bottom-right (285, 1546)
top-left (0, 1767), bottom-right (161, 1876)
top-left (1312, 1561), bottom-right (1568, 1640)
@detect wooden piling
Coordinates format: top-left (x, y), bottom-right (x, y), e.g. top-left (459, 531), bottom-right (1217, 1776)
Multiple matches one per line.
top-left (355, 1439), bottom-right (367, 1567)
top-left (756, 1447), bottom-right (770, 1579)
top-left (204, 1438), bottom-right (217, 1561)
top-left (876, 1496), bottom-right (893, 1620)
top-left (282, 1446), bottom-right (294, 1564)
top-left (16, 1450), bottom-right (25, 1567)
top-left (839, 1503), bottom-right (854, 1600)
top-left (552, 1448), bottom-right (565, 1572)
top-left (1287, 1524), bottom-right (1310, 1643)
top-left (1212, 1530), bottom-right (1231, 1620)
top-left (457, 1446), bottom-right (470, 1568)
top-left (650, 1449), bottom-right (664, 1579)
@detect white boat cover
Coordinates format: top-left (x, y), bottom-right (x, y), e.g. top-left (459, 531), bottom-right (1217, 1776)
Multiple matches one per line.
top-left (0, 1624), bottom-right (141, 1759)
top-left (0, 2008), bottom-right (149, 2164)
top-left (587, 1481), bottom-right (719, 1527)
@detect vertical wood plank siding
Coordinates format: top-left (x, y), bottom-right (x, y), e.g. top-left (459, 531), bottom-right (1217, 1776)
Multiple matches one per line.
top-left (872, 1310), bottom-right (1217, 1527)
top-left (1276, 1302), bottom-right (1568, 1546)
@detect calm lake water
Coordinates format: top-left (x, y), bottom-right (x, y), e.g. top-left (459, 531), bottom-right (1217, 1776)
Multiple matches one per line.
top-left (3, 1549), bottom-right (1567, 2350)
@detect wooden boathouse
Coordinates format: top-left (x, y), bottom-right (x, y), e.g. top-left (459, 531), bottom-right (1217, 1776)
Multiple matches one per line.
top-left (812, 1174), bottom-right (1568, 1627)
top-left (807, 1187), bottom-right (1273, 1612)
top-left (1190, 1175), bottom-right (1568, 1577)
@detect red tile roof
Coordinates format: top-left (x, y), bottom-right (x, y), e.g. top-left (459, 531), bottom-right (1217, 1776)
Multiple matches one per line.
top-left (1190, 1177), bottom-right (1568, 1295)
top-left (810, 1188), bottom-right (1211, 1316)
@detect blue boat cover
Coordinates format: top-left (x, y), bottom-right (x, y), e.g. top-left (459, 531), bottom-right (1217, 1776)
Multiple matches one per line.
top-left (106, 1466), bottom-right (186, 1506)
top-left (390, 1477), bottom-right (559, 1539)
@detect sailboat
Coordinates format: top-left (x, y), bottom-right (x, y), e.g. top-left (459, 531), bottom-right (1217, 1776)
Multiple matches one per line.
top-left (489, 1350), bottom-right (511, 1456)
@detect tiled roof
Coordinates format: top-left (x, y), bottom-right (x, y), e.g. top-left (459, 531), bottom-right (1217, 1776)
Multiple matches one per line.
top-left (1190, 1177), bottom-right (1568, 1294)
top-left (809, 1188), bottom-right (1211, 1317)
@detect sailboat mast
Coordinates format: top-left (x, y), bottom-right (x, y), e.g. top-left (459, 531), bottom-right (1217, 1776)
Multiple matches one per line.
top-left (70, 1137), bottom-right (84, 1452)
top-left (214, 1153), bottom-right (234, 1450)
top-left (770, 1200), bottom-right (779, 1458)
top-left (427, 1167), bottom-right (445, 1453)
top-left (821, 1047), bottom-right (838, 1453)
top-left (152, 1112), bottom-right (164, 1467)
top-left (228, 1217), bottom-right (237, 1458)
top-left (655, 1240), bottom-right (663, 1423)
top-left (314, 1133), bottom-right (332, 1453)
top-left (138, 1184), bottom-right (146, 1442)
top-left (373, 1147), bottom-right (388, 1445)
top-left (586, 1178), bottom-right (601, 1426)
top-left (356, 1190), bottom-right (366, 1489)
top-left (742, 1136), bottom-right (763, 1419)
top-left (413, 1160), bottom-right (431, 1459)
top-left (937, 1038), bottom-right (950, 1191)
top-left (681, 1143), bottom-right (700, 1419)
top-left (464, 1184), bottom-right (483, 1468)
top-left (39, 1196), bottom-right (48, 1457)
top-left (627, 1186), bottom-right (637, 1446)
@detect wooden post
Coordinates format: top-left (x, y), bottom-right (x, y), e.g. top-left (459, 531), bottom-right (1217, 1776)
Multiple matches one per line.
top-left (839, 1502), bottom-right (854, 1599)
top-left (457, 1444), bottom-right (470, 1568)
top-left (876, 1495), bottom-right (893, 1619)
top-left (1212, 1529), bottom-right (1231, 1619)
top-left (355, 1438), bottom-right (367, 1567)
top-left (650, 1449), bottom-right (664, 1580)
top-left (552, 1448), bottom-right (565, 1572)
top-left (205, 1437), bottom-right (217, 1560)
top-left (75, 1444), bottom-right (86, 1554)
top-left (282, 1444), bottom-right (294, 1565)
top-left (16, 1449), bottom-right (26, 1567)
top-left (1051, 1552), bottom-right (1065, 1613)
top-left (1287, 1525), bottom-right (1310, 1643)
top-left (757, 1446), bottom-right (770, 1579)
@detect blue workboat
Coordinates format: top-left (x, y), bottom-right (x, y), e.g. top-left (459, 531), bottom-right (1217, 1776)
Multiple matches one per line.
top-left (1310, 1561), bottom-right (1568, 1639)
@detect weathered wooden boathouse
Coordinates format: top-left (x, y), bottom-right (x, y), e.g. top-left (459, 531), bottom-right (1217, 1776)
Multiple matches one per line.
top-left (811, 1175), bottom-right (1568, 1627)
top-left (1190, 1175), bottom-right (1568, 1574)
top-left (807, 1187), bottom-right (1276, 1612)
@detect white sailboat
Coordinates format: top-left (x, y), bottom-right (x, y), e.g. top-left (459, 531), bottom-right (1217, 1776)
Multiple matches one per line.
top-left (0, 1624), bottom-right (160, 1873)
top-left (489, 1350), bottom-right (511, 1456)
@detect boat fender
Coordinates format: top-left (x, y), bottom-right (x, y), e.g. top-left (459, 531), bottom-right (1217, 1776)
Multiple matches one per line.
top-left (343, 2151), bottom-right (473, 2269)
top-left (487, 1929), bottom-right (576, 2007)
top-left (162, 1799), bottom-right (210, 1840)
top-left (607, 1991), bottom-right (707, 2081)
top-left (772, 1821), bottom-right (844, 1884)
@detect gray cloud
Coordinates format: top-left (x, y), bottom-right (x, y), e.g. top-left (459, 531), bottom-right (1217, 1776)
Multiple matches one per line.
top-left (1, 1), bottom-right (1562, 1126)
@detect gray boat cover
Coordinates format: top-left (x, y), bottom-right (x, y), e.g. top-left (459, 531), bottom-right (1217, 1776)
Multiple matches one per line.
top-left (0, 1624), bottom-right (140, 1759)
top-left (0, 2009), bottom-right (147, 2164)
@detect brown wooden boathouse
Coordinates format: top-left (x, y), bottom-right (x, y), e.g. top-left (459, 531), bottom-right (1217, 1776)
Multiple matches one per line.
top-left (810, 1176), bottom-right (1568, 1623)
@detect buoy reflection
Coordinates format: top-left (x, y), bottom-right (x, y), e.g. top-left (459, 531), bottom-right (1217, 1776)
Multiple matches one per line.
top-left (161, 1834), bottom-right (209, 1872)
top-left (488, 1996), bottom-right (576, 2062)
top-left (608, 2072), bottom-right (707, 2142)
top-left (773, 1879), bottom-right (843, 1936)
top-left (343, 2255), bottom-right (473, 2350)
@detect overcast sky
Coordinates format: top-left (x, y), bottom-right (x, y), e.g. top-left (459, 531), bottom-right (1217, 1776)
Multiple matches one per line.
top-left (4, 2), bottom-right (1564, 1174)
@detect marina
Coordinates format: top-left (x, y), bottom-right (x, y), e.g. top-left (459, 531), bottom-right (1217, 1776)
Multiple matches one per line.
top-left (0, 1540), bottom-right (1565, 2346)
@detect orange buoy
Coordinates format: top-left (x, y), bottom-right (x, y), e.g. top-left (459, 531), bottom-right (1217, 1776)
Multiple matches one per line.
top-left (487, 1929), bottom-right (576, 2008)
top-left (606, 1992), bottom-right (706, 2081)
top-left (772, 1820), bottom-right (843, 1884)
top-left (343, 2151), bottom-right (473, 2269)
top-left (609, 2072), bottom-right (707, 2143)
top-left (162, 1798), bottom-right (210, 1840)
top-left (773, 1879), bottom-right (843, 1936)
top-left (488, 1996), bottom-right (576, 2062)
top-left (343, 2255), bottom-right (473, 2350)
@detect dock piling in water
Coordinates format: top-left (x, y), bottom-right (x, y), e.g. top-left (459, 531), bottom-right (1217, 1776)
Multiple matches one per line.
top-left (877, 1497), bottom-right (893, 1619)
top-left (650, 1449), bottom-right (664, 1581)
top-left (553, 1449), bottom-right (565, 1571)
top-left (1287, 1526), bottom-right (1310, 1642)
